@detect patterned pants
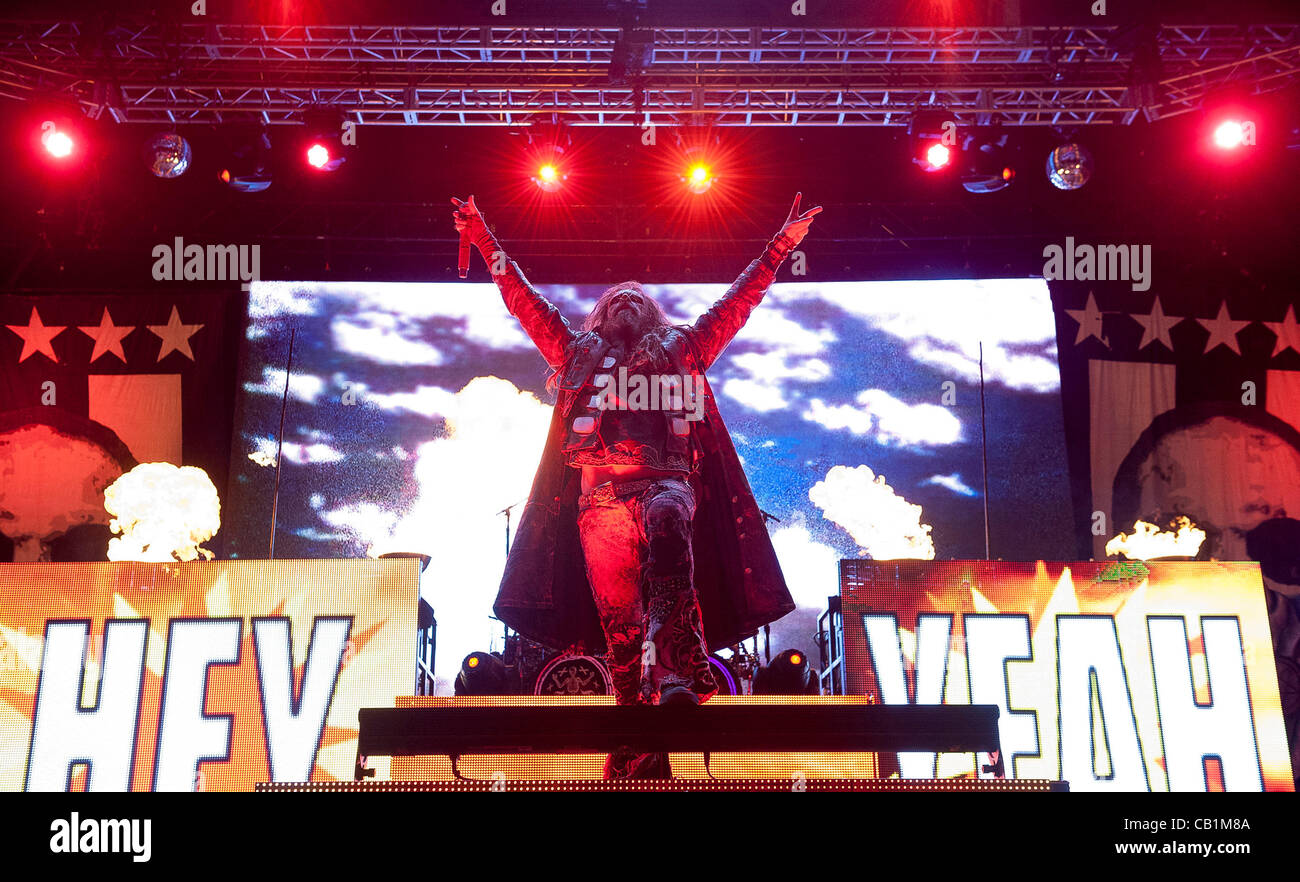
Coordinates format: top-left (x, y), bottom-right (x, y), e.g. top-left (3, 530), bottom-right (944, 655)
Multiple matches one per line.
top-left (579, 476), bottom-right (722, 712)
top-left (577, 476), bottom-right (718, 778)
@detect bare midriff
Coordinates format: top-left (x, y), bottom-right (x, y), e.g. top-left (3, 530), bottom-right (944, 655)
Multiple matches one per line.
top-left (580, 463), bottom-right (686, 495)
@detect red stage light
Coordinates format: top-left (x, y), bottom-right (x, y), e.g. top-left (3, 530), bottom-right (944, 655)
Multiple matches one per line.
top-left (41, 127), bottom-right (74, 159)
top-left (1213, 119), bottom-right (1247, 149)
top-left (467, 656), bottom-right (480, 669)
top-left (686, 162), bottom-right (713, 194)
top-left (306, 143), bottom-right (331, 168)
top-left (532, 160), bottom-right (565, 192)
top-left (789, 653), bottom-right (803, 666)
top-left (925, 143), bottom-right (951, 170)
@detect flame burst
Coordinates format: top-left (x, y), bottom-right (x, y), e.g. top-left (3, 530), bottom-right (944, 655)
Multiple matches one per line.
top-left (104, 463), bottom-right (221, 562)
top-left (1105, 517), bottom-right (1206, 561)
top-left (810, 465), bottom-right (936, 560)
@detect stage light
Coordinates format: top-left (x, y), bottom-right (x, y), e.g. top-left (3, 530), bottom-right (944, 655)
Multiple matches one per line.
top-left (42, 128), bottom-right (74, 159)
top-left (299, 110), bottom-right (350, 174)
top-left (532, 160), bottom-right (565, 192)
top-left (908, 108), bottom-right (958, 174)
top-left (1213, 119), bottom-right (1248, 150)
top-left (454, 651), bottom-right (510, 695)
top-left (220, 130), bottom-right (273, 193)
top-left (1200, 89), bottom-right (1257, 158)
top-left (527, 132), bottom-right (569, 192)
top-left (307, 143), bottom-right (330, 168)
top-left (1045, 142), bottom-right (1093, 191)
top-left (685, 162), bottom-right (714, 194)
top-left (32, 102), bottom-right (90, 168)
top-left (305, 140), bottom-right (345, 172)
top-left (752, 648), bottom-right (819, 695)
top-left (144, 132), bottom-right (192, 179)
top-left (960, 129), bottom-right (1016, 194)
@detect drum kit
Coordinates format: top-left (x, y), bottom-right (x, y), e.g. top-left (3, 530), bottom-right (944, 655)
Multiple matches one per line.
top-left (502, 628), bottom-right (762, 697)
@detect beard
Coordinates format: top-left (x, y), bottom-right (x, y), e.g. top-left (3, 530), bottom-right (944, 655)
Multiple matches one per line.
top-left (603, 303), bottom-right (657, 344)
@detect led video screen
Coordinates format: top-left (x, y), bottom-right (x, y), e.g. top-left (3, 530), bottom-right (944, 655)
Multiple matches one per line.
top-left (840, 559), bottom-right (1294, 791)
top-left (228, 279), bottom-right (1071, 682)
top-left (0, 559), bottom-right (417, 791)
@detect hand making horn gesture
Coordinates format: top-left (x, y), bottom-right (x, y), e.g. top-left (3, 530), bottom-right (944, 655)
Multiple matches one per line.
top-left (451, 194), bottom-right (485, 237)
top-left (778, 192), bottom-right (823, 247)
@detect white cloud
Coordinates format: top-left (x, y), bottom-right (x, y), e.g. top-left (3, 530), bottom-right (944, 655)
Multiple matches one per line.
top-left (924, 473), bottom-right (978, 497)
top-left (810, 464), bottom-right (935, 560)
top-left (721, 378), bottom-right (789, 412)
top-left (721, 350), bottom-right (832, 412)
top-left (247, 282), bottom-right (321, 319)
top-left (249, 436), bottom-right (346, 465)
top-left (346, 283), bottom-right (537, 351)
top-left (243, 367), bottom-right (326, 404)
top-left (332, 312), bottom-right (446, 367)
top-left (768, 279), bottom-right (1059, 393)
top-left (730, 350), bottom-right (831, 382)
top-left (356, 384), bottom-right (458, 418)
top-left (803, 389), bottom-right (962, 447)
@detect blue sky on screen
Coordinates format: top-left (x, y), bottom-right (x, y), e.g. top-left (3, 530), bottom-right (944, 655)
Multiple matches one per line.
top-left (229, 278), bottom-right (1071, 687)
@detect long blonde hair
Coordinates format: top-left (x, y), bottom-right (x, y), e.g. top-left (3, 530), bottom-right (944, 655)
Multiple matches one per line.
top-left (545, 281), bottom-right (675, 394)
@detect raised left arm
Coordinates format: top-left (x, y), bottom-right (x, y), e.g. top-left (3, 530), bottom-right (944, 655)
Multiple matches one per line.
top-left (687, 193), bottom-right (822, 370)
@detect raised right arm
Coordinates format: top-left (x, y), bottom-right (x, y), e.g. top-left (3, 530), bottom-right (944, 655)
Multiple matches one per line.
top-left (453, 195), bottom-right (575, 368)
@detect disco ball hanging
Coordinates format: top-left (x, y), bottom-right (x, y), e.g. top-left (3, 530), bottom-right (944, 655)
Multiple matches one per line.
top-left (144, 132), bottom-right (192, 179)
top-left (1045, 142), bottom-right (1093, 191)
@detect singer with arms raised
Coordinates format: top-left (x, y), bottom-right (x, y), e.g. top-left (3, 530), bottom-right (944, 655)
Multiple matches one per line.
top-left (452, 194), bottom-right (821, 778)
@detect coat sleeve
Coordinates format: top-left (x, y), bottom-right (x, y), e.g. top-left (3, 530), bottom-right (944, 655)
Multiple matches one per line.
top-left (472, 225), bottom-right (575, 368)
top-left (685, 233), bottom-right (798, 370)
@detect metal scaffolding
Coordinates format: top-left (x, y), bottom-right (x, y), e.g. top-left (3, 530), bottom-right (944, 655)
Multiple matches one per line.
top-left (1, 20), bottom-right (1297, 127)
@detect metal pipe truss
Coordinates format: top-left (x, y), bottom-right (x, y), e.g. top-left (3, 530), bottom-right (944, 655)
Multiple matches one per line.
top-left (1, 21), bottom-right (1296, 126)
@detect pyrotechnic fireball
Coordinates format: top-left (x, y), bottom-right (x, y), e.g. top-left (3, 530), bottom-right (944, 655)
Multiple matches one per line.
top-left (104, 462), bottom-right (221, 562)
top-left (1105, 517), bottom-right (1206, 561)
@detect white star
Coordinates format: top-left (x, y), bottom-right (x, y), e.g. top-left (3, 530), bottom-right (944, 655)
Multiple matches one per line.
top-left (1064, 291), bottom-right (1109, 347)
top-left (1264, 304), bottom-right (1300, 357)
top-left (1197, 301), bottom-right (1251, 355)
top-left (78, 308), bottom-right (135, 363)
top-left (1130, 296), bottom-right (1182, 352)
top-left (147, 305), bottom-right (204, 361)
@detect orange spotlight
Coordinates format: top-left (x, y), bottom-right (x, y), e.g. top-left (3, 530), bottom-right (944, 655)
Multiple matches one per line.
top-left (686, 162), bottom-right (713, 194)
top-left (533, 160), bottom-right (564, 192)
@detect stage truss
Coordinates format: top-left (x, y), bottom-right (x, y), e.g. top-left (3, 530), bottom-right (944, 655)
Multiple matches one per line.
top-left (0, 20), bottom-right (1297, 127)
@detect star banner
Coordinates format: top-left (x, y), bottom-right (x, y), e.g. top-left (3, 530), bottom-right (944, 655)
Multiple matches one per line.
top-left (1050, 279), bottom-right (1300, 782)
top-left (0, 293), bottom-right (244, 562)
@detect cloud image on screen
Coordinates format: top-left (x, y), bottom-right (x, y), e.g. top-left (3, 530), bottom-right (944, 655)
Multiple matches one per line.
top-left (227, 278), bottom-right (1072, 690)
